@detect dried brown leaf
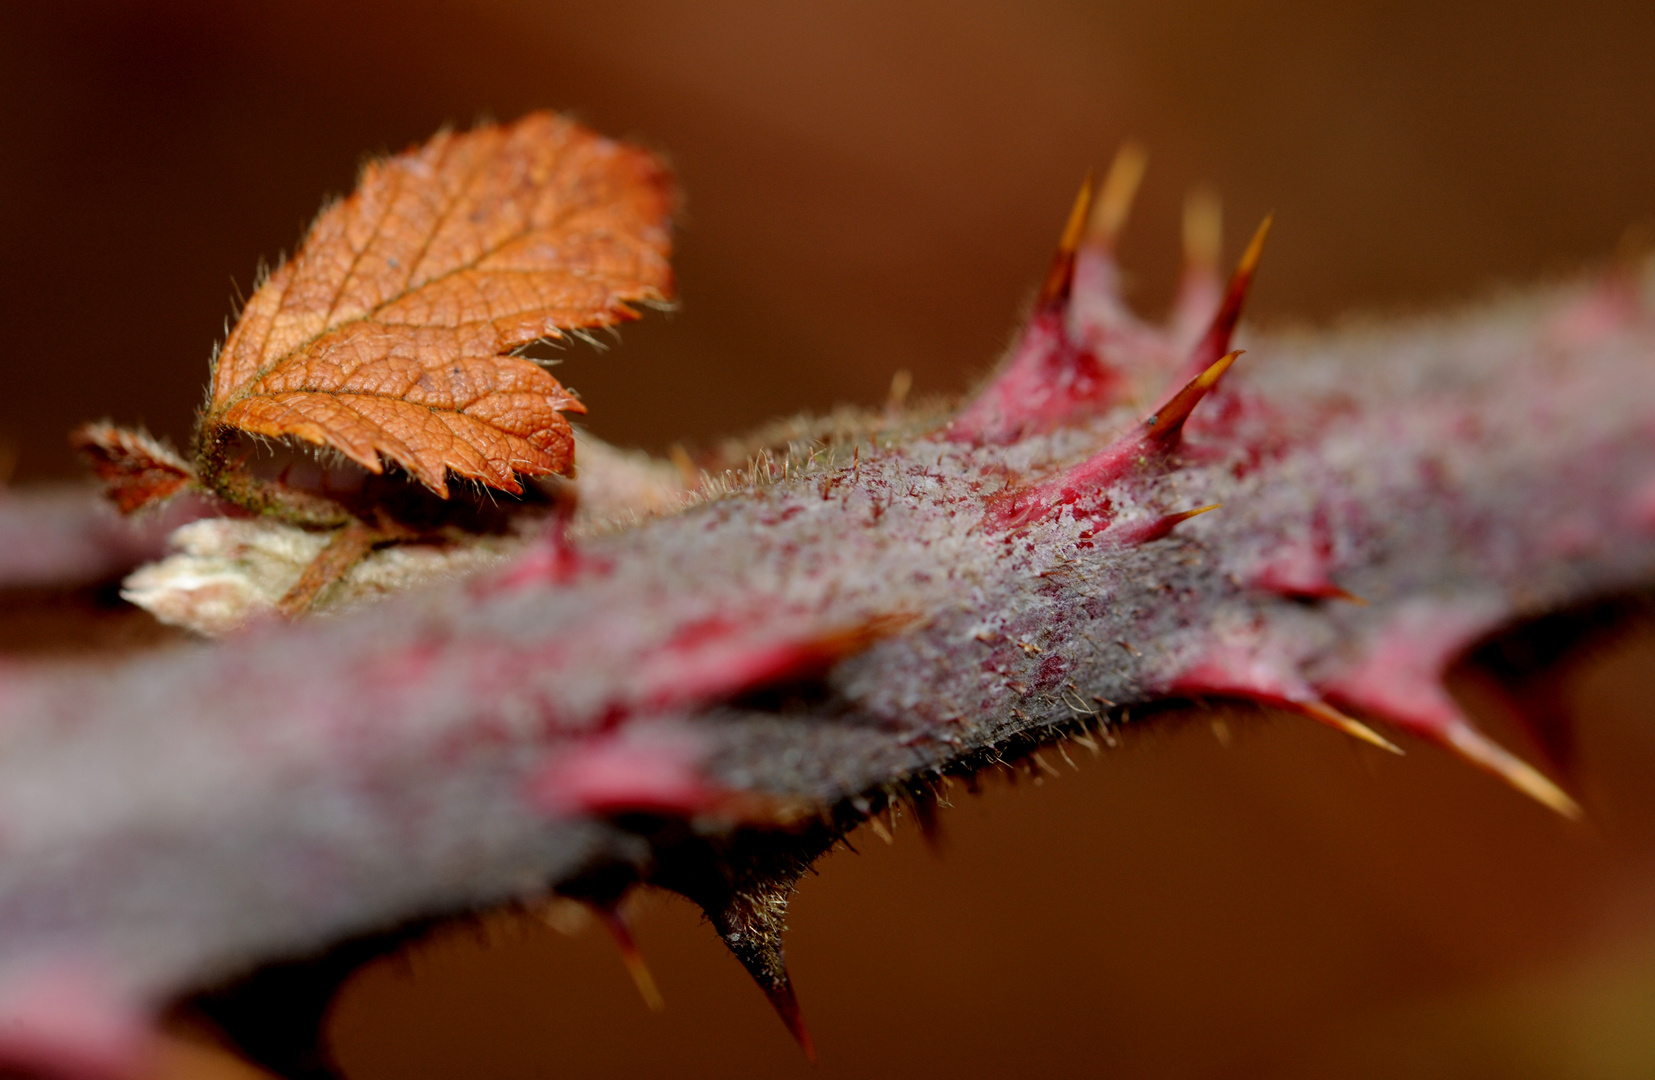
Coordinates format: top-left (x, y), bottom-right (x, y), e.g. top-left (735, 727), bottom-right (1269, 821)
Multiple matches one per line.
top-left (204, 112), bottom-right (674, 497)
top-left (71, 422), bottom-right (195, 514)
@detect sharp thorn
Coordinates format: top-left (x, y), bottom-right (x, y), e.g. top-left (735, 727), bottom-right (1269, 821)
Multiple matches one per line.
top-left (694, 872), bottom-right (818, 1061)
top-left (1441, 719), bottom-right (1583, 819)
top-left (1184, 213), bottom-right (1273, 375)
top-left (1165, 503), bottom-right (1221, 526)
top-left (1111, 502), bottom-right (1223, 546)
top-left (760, 970), bottom-right (817, 1063)
top-left (1146, 349), bottom-right (1243, 443)
top-left (1299, 700), bottom-right (1404, 755)
top-left (726, 929), bottom-right (816, 1061)
top-left (1236, 212), bottom-right (1273, 282)
top-left (867, 815), bottom-right (894, 844)
top-left (597, 908), bottom-right (666, 1012)
top-left (1035, 171), bottom-right (1096, 308)
top-left (1182, 187), bottom-right (1223, 273)
top-left (1087, 142), bottom-right (1148, 246)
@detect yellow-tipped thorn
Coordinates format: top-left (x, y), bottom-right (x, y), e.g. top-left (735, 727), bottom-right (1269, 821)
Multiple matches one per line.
top-left (1146, 349), bottom-right (1242, 441)
top-left (1442, 720), bottom-right (1583, 819)
top-left (1166, 503), bottom-right (1221, 526)
top-left (1183, 213), bottom-right (1274, 377)
top-left (867, 816), bottom-right (894, 845)
top-left (1182, 186), bottom-right (1223, 273)
top-left (1237, 212), bottom-right (1273, 280)
top-left (1035, 171), bottom-right (1096, 308)
top-left (599, 910), bottom-right (665, 1012)
top-left (1087, 142), bottom-right (1148, 245)
top-left (1301, 700), bottom-right (1405, 755)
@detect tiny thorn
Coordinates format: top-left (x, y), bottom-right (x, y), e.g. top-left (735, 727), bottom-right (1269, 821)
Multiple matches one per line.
top-left (1184, 213), bottom-right (1273, 376)
top-left (1300, 700), bottom-right (1404, 755)
top-left (1327, 586), bottom-right (1369, 606)
top-left (1182, 187), bottom-right (1223, 273)
top-left (1442, 720), bottom-right (1583, 819)
top-left (1166, 503), bottom-right (1221, 525)
top-left (1110, 503), bottom-right (1223, 546)
top-left (1087, 142), bottom-right (1148, 246)
top-left (1146, 350), bottom-right (1243, 444)
top-left (1031, 750), bottom-right (1062, 778)
top-left (1035, 171), bottom-right (1096, 308)
top-left (598, 909), bottom-right (665, 1012)
top-left (867, 816), bottom-right (894, 845)
top-left (913, 795), bottom-right (944, 851)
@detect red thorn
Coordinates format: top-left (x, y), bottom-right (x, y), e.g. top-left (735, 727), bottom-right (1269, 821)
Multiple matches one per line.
top-left (1166, 641), bottom-right (1400, 753)
top-left (596, 907), bottom-right (665, 1012)
top-left (1182, 214), bottom-right (1272, 378)
top-left (1145, 350), bottom-right (1242, 448)
top-left (761, 975), bottom-right (817, 1062)
top-left (1320, 600), bottom-right (1580, 817)
top-left (1248, 536), bottom-right (1366, 603)
top-left (984, 350), bottom-right (1243, 532)
top-left (943, 311), bottom-right (1124, 444)
top-left (637, 612), bottom-right (914, 712)
top-left (1107, 503), bottom-right (1221, 546)
top-left (1034, 172), bottom-right (1095, 309)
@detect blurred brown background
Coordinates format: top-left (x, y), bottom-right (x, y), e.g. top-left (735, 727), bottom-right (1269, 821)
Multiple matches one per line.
top-left (3, 1), bottom-right (1655, 1077)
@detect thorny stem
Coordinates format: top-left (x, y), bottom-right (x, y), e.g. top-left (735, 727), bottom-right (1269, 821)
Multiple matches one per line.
top-left (4, 169), bottom-right (1655, 1078)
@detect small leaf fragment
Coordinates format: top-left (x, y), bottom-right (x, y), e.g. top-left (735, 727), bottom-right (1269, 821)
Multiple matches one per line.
top-left (70, 422), bottom-right (195, 514)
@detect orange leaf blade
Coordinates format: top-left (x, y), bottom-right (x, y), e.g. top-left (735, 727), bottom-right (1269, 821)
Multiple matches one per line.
top-left (207, 113), bottom-right (673, 496)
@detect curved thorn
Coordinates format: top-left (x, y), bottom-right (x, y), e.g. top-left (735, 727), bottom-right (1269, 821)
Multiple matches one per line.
top-left (1035, 172), bottom-right (1096, 309)
top-left (1086, 143), bottom-right (1148, 246)
top-left (1300, 700), bottom-right (1404, 754)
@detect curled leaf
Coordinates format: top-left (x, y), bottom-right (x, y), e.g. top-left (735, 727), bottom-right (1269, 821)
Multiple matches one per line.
top-left (204, 112), bottom-right (675, 497)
